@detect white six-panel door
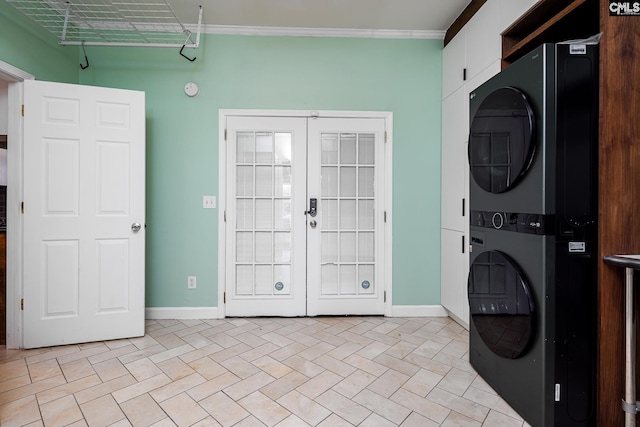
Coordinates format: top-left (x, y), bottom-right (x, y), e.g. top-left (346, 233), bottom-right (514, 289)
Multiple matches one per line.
top-left (224, 114), bottom-right (386, 317)
top-left (22, 80), bottom-right (146, 348)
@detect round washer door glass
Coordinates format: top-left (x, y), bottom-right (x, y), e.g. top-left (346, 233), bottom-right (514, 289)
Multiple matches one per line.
top-left (468, 87), bottom-right (535, 193)
top-left (468, 250), bottom-right (535, 359)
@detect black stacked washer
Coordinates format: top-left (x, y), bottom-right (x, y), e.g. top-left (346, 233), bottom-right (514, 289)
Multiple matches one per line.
top-left (467, 43), bottom-right (598, 426)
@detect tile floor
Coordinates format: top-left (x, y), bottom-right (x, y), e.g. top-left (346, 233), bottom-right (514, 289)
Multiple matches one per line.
top-left (0, 316), bottom-right (532, 427)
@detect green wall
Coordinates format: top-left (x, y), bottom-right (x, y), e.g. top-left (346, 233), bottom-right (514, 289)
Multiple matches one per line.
top-left (0, 1), bottom-right (443, 308)
top-left (0, 2), bottom-right (77, 83)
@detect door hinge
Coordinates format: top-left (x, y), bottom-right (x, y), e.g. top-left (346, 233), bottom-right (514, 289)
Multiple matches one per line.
top-left (224, 210), bottom-right (226, 222)
top-left (21, 201), bottom-right (24, 213)
top-left (384, 291), bottom-right (387, 303)
top-left (21, 104), bottom-right (24, 117)
top-left (223, 292), bottom-right (226, 304)
top-left (384, 211), bottom-right (387, 223)
top-left (384, 131), bottom-right (387, 143)
top-left (21, 298), bottom-right (24, 310)
top-left (224, 128), bottom-right (227, 141)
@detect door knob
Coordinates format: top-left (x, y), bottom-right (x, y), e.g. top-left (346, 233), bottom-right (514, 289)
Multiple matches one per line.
top-left (309, 220), bottom-right (317, 228)
top-left (131, 222), bottom-right (142, 232)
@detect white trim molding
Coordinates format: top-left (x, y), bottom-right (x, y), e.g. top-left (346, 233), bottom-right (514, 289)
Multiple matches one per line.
top-left (194, 24), bottom-right (445, 40)
top-left (390, 305), bottom-right (449, 318)
top-left (145, 307), bottom-right (223, 320)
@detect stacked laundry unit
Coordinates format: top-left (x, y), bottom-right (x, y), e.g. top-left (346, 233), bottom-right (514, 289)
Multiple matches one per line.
top-left (467, 42), bottom-right (598, 427)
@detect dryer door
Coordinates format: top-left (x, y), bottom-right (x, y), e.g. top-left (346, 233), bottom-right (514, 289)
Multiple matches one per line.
top-left (468, 87), bottom-right (535, 194)
top-left (468, 250), bottom-right (535, 359)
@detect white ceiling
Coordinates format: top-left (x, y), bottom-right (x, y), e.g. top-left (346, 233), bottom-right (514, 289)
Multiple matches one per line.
top-left (170, 0), bottom-right (472, 35)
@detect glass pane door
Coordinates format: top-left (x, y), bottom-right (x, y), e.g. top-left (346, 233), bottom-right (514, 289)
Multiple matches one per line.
top-left (307, 118), bottom-right (386, 316)
top-left (226, 117), bottom-right (307, 316)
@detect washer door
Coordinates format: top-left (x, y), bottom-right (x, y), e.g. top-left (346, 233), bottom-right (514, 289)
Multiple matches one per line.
top-left (468, 87), bottom-right (535, 194)
top-left (468, 250), bottom-right (535, 359)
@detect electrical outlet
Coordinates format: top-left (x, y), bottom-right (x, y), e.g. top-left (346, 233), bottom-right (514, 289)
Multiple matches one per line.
top-left (203, 196), bottom-right (216, 209)
top-left (187, 276), bottom-right (196, 289)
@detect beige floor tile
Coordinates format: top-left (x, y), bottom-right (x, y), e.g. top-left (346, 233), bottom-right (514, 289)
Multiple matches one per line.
top-left (112, 373), bottom-right (172, 404)
top-left (119, 393), bottom-right (167, 427)
top-left (0, 395), bottom-right (42, 426)
top-left (438, 368), bottom-right (476, 396)
top-left (260, 371), bottom-right (309, 401)
top-left (0, 374), bottom-right (32, 393)
top-left (186, 371), bottom-right (241, 402)
top-left (480, 410), bottom-right (524, 427)
top-left (0, 375), bottom-right (67, 406)
top-left (188, 357), bottom-right (228, 380)
top-left (0, 359), bottom-right (29, 382)
top-left (160, 392), bottom-right (209, 427)
top-left (332, 369), bottom-right (376, 399)
top-left (427, 387), bottom-right (489, 423)
top-left (156, 357), bottom-right (195, 381)
top-left (276, 390), bottom-right (331, 426)
top-left (60, 358), bottom-right (96, 382)
top-left (40, 395), bottom-right (84, 427)
top-left (402, 367), bottom-right (443, 397)
top-left (316, 414), bottom-right (352, 427)
top-left (295, 370), bottom-right (341, 400)
top-left (28, 359), bottom-right (63, 382)
top-left (353, 388), bottom-right (412, 425)
top-left (391, 387), bottom-right (450, 424)
top-left (125, 358), bottom-right (164, 381)
top-left (358, 412), bottom-right (398, 427)
top-left (400, 412), bottom-right (440, 427)
top-left (92, 358), bottom-right (129, 382)
top-left (251, 355), bottom-right (293, 379)
top-left (74, 373), bottom-right (137, 405)
top-left (149, 372), bottom-right (206, 403)
top-left (220, 355), bottom-right (261, 379)
top-left (312, 354), bottom-right (356, 378)
top-left (200, 391), bottom-right (250, 426)
top-left (373, 353), bottom-right (420, 377)
top-left (0, 317), bottom-right (534, 427)
top-left (441, 411), bottom-right (481, 426)
top-left (315, 389), bottom-right (371, 425)
top-left (36, 374), bottom-right (102, 404)
top-left (79, 394), bottom-right (126, 427)
top-left (238, 391), bottom-right (290, 426)
top-left (223, 371), bottom-right (275, 401)
top-left (367, 368), bottom-right (410, 398)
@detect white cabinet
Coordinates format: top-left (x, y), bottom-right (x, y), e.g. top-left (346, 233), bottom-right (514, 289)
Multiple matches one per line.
top-left (441, 229), bottom-right (469, 325)
top-left (441, 85), bottom-right (468, 232)
top-left (440, 0), bottom-right (538, 328)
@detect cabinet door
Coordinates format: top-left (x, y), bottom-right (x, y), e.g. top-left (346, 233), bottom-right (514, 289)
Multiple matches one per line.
top-left (441, 85), bottom-right (469, 232)
top-left (441, 228), bottom-right (469, 326)
top-left (442, 30), bottom-right (466, 100)
top-left (465, 0), bottom-right (501, 82)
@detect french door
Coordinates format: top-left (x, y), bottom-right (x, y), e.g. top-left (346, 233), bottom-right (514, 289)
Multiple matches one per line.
top-left (224, 114), bottom-right (386, 316)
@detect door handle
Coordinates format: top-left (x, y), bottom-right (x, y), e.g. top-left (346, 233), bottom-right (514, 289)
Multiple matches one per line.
top-left (307, 198), bottom-right (317, 217)
top-left (309, 220), bottom-right (317, 228)
top-left (131, 222), bottom-right (142, 232)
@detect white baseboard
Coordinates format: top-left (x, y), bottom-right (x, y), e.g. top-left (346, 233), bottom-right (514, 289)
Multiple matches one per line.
top-left (390, 305), bottom-right (449, 318)
top-left (145, 307), bottom-right (222, 320)
top-left (145, 305), bottom-right (448, 320)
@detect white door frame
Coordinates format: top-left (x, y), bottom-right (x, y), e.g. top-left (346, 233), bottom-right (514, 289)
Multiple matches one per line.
top-left (218, 109), bottom-right (393, 317)
top-left (1, 60), bottom-right (34, 349)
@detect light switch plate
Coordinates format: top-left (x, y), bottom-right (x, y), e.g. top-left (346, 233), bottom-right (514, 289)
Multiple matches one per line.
top-left (203, 196), bottom-right (216, 209)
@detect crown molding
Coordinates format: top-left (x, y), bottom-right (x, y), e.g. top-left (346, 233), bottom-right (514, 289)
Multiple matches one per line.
top-left (192, 24), bottom-right (445, 39)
